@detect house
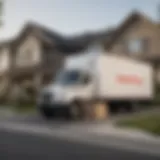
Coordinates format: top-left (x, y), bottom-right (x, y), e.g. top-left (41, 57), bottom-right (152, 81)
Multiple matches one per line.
top-left (105, 11), bottom-right (160, 82)
top-left (0, 10), bottom-right (159, 101)
top-left (4, 21), bottom-right (114, 98)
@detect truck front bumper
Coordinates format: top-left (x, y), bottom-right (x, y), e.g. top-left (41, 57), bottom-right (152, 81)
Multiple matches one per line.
top-left (38, 103), bottom-right (71, 117)
top-left (38, 103), bottom-right (70, 109)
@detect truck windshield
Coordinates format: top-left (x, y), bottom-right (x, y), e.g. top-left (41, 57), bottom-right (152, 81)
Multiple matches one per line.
top-left (55, 70), bottom-right (82, 85)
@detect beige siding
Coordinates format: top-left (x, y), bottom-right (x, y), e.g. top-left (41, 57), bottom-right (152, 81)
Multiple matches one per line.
top-left (16, 35), bottom-right (41, 67)
top-left (110, 18), bottom-right (160, 58)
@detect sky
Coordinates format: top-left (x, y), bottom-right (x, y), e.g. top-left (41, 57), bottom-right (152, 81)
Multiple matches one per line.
top-left (0, 0), bottom-right (159, 40)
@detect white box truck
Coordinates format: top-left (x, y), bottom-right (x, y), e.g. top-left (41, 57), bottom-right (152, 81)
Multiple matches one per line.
top-left (37, 50), bottom-right (153, 119)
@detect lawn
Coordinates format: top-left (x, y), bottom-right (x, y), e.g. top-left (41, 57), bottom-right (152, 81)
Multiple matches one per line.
top-left (13, 103), bottom-right (36, 114)
top-left (117, 113), bottom-right (160, 136)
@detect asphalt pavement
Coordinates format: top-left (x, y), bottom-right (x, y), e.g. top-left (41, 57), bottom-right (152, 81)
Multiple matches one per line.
top-left (0, 130), bottom-right (159, 160)
top-left (0, 109), bottom-right (160, 159)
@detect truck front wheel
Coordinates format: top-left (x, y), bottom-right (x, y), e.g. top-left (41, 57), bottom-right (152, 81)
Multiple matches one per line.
top-left (68, 102), bottom-right (82, 120)
top-left (39, 108), bottom-right (54, 120)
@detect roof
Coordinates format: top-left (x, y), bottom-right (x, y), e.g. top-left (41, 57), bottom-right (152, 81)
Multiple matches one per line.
top-left (27, 21), bottom-right (66, 44)
top-left (11, 21), bottom-right (114, 54)
top-left (1, 10), bottom-right (158, 55)
top-left (12, 21), bottom-right (65, 46)
top-left (105, 11), bottom-right (156, 50)
top-left (0, 38), bottom-right (15, 49)
top-left (59, 28), bottom-right (115, 53)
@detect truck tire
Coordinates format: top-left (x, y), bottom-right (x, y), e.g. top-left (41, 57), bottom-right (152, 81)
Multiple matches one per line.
top-left (39, 108), bottom-right (54, 120)
top-left (124, 102), bottom-right (138, 113)
top-left (82, 102), bottom-right (94, 120)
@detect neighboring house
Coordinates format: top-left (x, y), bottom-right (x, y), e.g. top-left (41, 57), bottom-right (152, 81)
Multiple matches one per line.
top-left (1, 10), bottom-right (160, 100)
top-left (10, 23), bottom-right (69, 92)
top-left (106, 12), bottom-right (160, 82)
top-left (106, 11), bottom-right (160, 57)
top-left (7, 22), bottom-right (114, 95)
top-left (105, 11), bottom-right (160, 82)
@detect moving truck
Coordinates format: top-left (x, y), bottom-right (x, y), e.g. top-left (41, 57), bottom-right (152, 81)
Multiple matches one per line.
top-left (37, 49), bottom-right (153, 119)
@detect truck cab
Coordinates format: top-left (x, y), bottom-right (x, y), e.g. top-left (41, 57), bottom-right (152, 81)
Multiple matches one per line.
top-left (37, 53), bottom-right (97, 119)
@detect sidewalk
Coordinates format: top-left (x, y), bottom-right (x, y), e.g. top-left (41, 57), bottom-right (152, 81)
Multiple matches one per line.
top-left (110, 107), bottom-right (160, 123)
top-left (78, 123), bottom-right (160, 144)
top-left (0, 106), bottom-right (160, 144)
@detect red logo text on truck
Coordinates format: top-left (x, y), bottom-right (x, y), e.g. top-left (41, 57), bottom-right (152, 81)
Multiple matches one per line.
top-left (117, 75), bottom-right (143, 85)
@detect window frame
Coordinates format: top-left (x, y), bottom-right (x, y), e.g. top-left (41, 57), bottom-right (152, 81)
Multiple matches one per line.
top-left (125, 37), bottom-right (149, 55)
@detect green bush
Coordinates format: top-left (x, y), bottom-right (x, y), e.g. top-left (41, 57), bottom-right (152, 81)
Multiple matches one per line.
top-left (6, 83), bottom-right (36, 110)
top-left (14, 102), bottom-right (36, 113)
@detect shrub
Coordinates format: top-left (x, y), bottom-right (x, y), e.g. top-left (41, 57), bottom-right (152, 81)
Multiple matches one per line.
top-left (8, 83), bottom-right (36, 107)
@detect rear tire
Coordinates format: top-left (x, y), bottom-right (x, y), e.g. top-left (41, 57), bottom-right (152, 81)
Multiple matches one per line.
top-left (124, 102), bottom-right (138, 113)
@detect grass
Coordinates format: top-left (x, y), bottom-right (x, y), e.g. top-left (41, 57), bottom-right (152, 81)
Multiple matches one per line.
top-left (152, 94), bottom-right (160, 105)
top-left (12, 103), bottom-right (36, 114)
top-left (0, 102), bottom-right (36, 116)
top-left (117, 113), bottom-right (160, 136)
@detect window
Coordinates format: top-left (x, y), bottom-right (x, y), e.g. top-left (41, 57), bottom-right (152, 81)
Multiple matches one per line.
top-left (128, 39), bottom-right (142, 53)
top-left (125, 38), bottom-right (149, 54)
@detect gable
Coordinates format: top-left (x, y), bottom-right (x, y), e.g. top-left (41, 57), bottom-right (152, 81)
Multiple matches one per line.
top-left (18, 35), bottom-right (40, 54)
top-left (16, 35), bottom-right (42, 66)
top-left (106, 12), bottom-right (159, 58)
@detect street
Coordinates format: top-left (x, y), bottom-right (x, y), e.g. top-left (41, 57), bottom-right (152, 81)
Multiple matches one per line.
top-left (0, 130), bottom-right (159, 160)
top-left (0, 111), bottom-right (160, 160)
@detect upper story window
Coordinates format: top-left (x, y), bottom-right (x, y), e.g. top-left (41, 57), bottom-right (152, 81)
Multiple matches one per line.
top-left (125, 38), bottom-right (149, 54)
